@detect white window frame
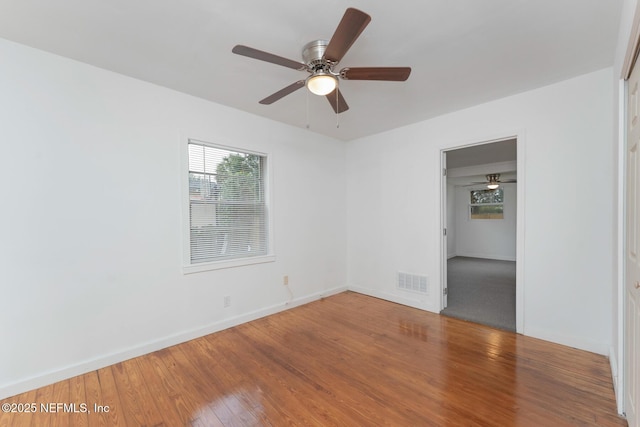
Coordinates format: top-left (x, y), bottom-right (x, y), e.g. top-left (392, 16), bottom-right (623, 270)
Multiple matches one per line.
top-left (468, 187), bottom-right (504, 220)
top-left (181, 136), bottom-right (275, 274)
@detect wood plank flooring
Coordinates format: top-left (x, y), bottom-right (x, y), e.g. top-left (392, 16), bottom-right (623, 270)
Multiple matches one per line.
top-left (0, 291), bottom-right (626, 426)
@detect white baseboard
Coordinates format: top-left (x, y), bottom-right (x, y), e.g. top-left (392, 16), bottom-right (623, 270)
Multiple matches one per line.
top-left (453, 252), bottom-right (516, 262)
top-left (348, 285), bottom-right (439, 313)
top-left (524, 326), bottom-right (609, 356)
top-left (609, 346), bottom-right (624, 415)
top-left (0, 285), bottom-right (347, 400)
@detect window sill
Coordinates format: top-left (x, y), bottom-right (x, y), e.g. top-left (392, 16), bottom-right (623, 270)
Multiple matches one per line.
top-left (183, 254), bottom-right (276, 274)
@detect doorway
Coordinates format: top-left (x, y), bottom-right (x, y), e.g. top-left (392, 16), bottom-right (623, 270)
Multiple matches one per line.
top-left (440, 138), bottom-right (522, 332)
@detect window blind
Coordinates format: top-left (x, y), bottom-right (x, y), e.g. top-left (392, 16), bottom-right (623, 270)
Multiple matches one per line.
top-left (188, 142), bottom-right (267, 263)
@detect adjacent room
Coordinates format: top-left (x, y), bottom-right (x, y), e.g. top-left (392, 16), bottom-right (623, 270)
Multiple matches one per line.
top-left (0, 1), bottom-right (638, 425)
top-left (441, 139), bottom-right (518, 331)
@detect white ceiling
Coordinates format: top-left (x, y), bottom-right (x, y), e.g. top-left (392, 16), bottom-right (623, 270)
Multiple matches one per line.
top-left (446, 139), bottom-right (517, 186)
top-left (446, 139), bottom-right (517, 169)
top-left (0, 0), bottom-right (623, 141)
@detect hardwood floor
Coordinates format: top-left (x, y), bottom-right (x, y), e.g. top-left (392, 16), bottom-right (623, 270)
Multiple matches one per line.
top-left (0, 291), bottom-right (626, 426)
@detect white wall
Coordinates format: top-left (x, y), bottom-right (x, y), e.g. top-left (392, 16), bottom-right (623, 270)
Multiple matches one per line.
top-left (347, 67), bottom-right (614, 354)
top-left (0, 39), bottom-right (347, 399)
top-left (0, 33), bottom-right (619, 400)
top-left (453, 183), bottom-right (516, 261)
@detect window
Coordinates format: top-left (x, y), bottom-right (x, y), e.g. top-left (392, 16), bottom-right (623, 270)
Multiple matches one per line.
top-left (469, 188), bottom-right (504, 219)
top-left (185, 140), bottom-right (270, 268)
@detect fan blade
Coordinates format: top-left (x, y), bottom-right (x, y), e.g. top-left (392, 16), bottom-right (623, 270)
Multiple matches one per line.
top-left (324, 8), bottom-right (371, 64)
top-left (259, 81), bottom-right (305, 105)
top-left (232, 45), bottom-right (308, 71)
top-left (340, 67), bottom-right (411, 81)
top-left (325, 88), bottom-right (349, 113)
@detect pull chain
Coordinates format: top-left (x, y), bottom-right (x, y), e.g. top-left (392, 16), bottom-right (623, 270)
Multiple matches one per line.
top-left (306, 88), bottom-right (310, 129)
top-left (335, 88), bottom-right (340, 128)
top-left (306, 87), bottom-right (341, 129)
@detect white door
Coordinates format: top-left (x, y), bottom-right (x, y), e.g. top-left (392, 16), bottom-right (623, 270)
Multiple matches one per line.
top-left (625, 55), bottom-right (640, 427)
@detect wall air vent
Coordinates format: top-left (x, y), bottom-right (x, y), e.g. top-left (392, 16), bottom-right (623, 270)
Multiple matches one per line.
top-left (397, 272), bottom-right (428, 294)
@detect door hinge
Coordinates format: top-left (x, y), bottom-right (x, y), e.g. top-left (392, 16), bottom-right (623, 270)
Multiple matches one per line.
top-left (443, 228), bottom-right (447, 236)
top-left (444, 287), bottom-right (448, 295)
top-left (443, 168), bottom-right (447, 176)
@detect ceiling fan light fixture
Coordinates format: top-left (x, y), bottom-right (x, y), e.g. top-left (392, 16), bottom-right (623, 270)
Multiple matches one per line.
top-left (486, 173), bottom-right (500, 189)
top-left (306, 73), bottom-right (337, 96)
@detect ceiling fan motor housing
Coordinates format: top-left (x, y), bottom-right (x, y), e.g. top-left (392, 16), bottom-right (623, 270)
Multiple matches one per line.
top-left (302, 39), bottom-right (337, 95)
top-left (486, 174), bottom-right (500, 183)
top-left (303, 40), bottom-right (333, 72)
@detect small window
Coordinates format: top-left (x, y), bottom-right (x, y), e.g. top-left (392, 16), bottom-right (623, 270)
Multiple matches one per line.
top-left (186, 140), bottom-right (270, 267)
top-left (470, 188), bottom-right (504, 219)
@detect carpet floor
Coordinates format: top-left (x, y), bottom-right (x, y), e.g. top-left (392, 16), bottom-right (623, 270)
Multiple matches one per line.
top-left (440, 256), bottom-right (516, 331)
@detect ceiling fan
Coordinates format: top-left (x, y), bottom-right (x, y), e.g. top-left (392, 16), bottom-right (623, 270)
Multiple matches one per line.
top-left (466, 174), bottom-right (517, 189)
top-left (231, 8), bottom-right (411, 114)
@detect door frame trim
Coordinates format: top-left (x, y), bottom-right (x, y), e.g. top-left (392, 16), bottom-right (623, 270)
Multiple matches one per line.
top-left (616, 78), bottom-right (627, 417)
top-left (440, 133), bottom-right (525, 334)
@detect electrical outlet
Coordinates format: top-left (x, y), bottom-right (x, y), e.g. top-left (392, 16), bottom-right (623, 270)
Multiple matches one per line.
top-left (283, 275), bottom-right (289, 286)
top-left (223, 295), bottom-right (231, 308)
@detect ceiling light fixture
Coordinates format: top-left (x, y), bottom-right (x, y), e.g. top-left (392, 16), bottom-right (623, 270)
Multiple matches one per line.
top-left (486, 173), bottom-right (500, 189)
top-left (306, 72), bottom-right (337, 96)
